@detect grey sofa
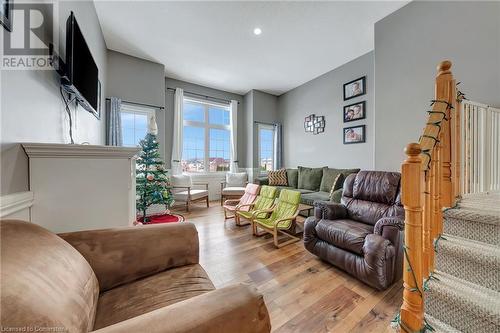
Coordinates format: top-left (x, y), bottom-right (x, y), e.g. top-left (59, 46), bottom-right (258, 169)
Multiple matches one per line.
top-left (255, 167), bottom-right (360, 206)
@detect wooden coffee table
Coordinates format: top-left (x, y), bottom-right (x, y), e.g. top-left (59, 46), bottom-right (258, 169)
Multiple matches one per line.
top-left (298, 203), bottom-right (314, 217)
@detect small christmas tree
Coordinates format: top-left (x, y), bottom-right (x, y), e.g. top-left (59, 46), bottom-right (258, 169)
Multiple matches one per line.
top-left (136, 118), bottom-right (174, 222)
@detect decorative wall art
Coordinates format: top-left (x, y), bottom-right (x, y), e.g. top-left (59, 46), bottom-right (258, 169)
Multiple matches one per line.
top-left (304, 114), bottom-right (325, 135)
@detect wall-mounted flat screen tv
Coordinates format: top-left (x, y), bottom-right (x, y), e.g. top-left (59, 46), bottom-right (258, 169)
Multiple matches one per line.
top-left (62, 11), bottom-right (99, 117)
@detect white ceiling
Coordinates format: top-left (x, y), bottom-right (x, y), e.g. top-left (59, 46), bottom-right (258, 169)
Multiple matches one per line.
top-left (94, 1), bottom-right (407, 96)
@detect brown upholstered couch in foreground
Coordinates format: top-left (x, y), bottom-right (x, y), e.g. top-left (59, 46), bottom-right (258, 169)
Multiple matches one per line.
top-left (304, 171), bottom-right (405, 290)
top-left (0, 220), bottom-right (271, 333)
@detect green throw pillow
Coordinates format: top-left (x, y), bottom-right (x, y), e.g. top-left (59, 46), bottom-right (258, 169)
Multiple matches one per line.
top-left (297, 166), bottom-right (325, 191)
top-left (286, 169), bottom-right (298, 188)
top-left (320, 168), bottom-right (360, 192)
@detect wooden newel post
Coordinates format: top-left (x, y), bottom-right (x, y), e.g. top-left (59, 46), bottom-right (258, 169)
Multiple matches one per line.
top-left (436, 60), bottom-right (455, 207)
top-left (400, 143), bottom-right (424, 332)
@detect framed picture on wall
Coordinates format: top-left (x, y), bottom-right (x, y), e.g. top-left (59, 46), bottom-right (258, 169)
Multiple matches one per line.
top-left (1, 0), bottom-right (13, 32)
top-left (343, 76), bottom-right (366, 101)
top-left (343, 125), bottom-right (365, 144)
top-left (343, 101), bottom-right (366, 122)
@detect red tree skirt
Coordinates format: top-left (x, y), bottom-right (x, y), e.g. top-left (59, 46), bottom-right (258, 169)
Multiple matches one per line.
top-left (136, 213), bottom-right (184, 225)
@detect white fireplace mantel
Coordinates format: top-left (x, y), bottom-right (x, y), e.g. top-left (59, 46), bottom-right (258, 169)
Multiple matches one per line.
top-left (22, 143), bottom-right (140, 233)
top-left (22, 143), bottom-right (139, 159)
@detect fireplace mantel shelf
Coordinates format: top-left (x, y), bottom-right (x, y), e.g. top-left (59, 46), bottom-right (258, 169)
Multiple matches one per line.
top-left (22, 143), bottom-right (139, 159)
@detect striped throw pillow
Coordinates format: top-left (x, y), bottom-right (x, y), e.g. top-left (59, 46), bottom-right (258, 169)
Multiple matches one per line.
top-left (329, 173), bottom-right (345, 198)
top-left (268, 169), bottom-right (288, 186)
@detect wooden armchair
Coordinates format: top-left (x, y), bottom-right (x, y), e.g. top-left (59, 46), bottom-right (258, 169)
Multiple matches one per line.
top-left (220, 172), bottom-right (248, 205)
top-left (251, 189), bottom-right (301, 248)
top-left (171, 175), bottom-right (209, 212)
top-left (223, 183), bottom-right (260, 220)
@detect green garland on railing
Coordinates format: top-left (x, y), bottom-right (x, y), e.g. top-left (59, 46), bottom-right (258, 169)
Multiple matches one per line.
top-left (456, 82), bottom-right (467, 103)
top-left (393, 97), bottom-right (455, 333)
top-left (394, 82), bottom-right (468, 333)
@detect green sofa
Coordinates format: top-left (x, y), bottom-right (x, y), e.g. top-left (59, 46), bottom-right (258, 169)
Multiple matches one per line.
top-left (255, 167), bottom-right (360, 206)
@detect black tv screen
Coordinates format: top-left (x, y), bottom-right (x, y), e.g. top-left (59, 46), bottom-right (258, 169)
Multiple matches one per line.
top-left (64, 12), bottom-right (99, 116)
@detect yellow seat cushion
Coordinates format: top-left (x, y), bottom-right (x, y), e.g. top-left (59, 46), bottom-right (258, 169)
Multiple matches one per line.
top-left (254, 217), bottom-right (293, 229)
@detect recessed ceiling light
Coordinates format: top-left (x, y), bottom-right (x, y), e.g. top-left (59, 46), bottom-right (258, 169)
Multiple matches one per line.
top-left (253, 28), bottom-right (262, 35)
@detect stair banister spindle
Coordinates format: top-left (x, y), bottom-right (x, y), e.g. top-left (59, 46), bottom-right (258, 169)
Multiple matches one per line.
top-left (400, 143), bottom-right (425, 333)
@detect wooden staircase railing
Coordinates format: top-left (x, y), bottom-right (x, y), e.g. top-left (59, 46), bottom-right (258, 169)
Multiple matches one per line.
top-left (399, 60), bottom-right (460, 332)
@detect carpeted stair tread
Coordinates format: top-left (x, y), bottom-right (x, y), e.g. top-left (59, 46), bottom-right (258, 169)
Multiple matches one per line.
top-left (458, 192), bottom-right (500, 213)
top-left (425, 314), bottom-right (462, 333)
top-left (435, 234), bottom-right (500, 291)
top-left (425, 271), bottom-right (500, 333)
top-left (443, 207), bottom-right (499, 246)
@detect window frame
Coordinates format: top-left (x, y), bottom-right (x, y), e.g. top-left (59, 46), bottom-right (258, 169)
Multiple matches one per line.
top-left (257, 123), bottom-right (275, 176)
top-left (182, 97), bottom-right (231, 173)
top-left (120, 103), bottom-right (156, 147)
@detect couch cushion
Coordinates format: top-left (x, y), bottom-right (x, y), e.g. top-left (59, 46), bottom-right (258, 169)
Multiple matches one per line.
top-left (315, 219), bottom-right (374, 255)
top-left (298, 166), bottom-right (325, 191)
top-left (171, 174), bottom-right (193, 187)
top-left (342, 172), bottom-right (404, 225)
top-left (286, 169), bottom-right (299, 188)
top-left (352, 171), bottom-right (401, 205)
top-left (320, 168), bottom-right (359, 192)
top-left (174, 189), bottom-right (208, 201)
top-left (301, 191), bottom-right (331, 206)
top-left (329, 174), bottom-right (345, 198)
top-left (93, 264), bottom-right (215, 330)
top-left (0, 220), bottom-right (99, 332)
top-left (221, 186), bottom-right (246, 196)
top-left (226, 172), bottom-right (248, 187)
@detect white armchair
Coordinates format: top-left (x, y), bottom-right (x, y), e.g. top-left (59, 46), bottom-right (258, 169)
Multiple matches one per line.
top-left (171, 175), bottom-right (209, 212)
top-left (220, 172), bottom-right (248, 206)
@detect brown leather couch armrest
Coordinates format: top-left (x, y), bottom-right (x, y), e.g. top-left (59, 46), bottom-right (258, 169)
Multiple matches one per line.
top-left (91, 283), bottom-right (271, 333)
top-left (313, 201), bottom-right (348, 220)
top-left (362, 234), bottom-right (396, 290)
top-left (59, 223), bottom-right (199, 292)
top-left (303, 216), bottom-right (320, 251)
top-left (374, 217), bottom-right (405, 245)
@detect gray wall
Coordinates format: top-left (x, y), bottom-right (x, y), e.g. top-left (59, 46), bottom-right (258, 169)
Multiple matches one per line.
top-left (278, 51), bottom-right (374, 170)
top-left (0, 1), bottom-right (107, 195)
top-left (252, 90), bottom-right (279, 169)
top-left (107, 50), bottom-right (165, 108)
top-left (240, 89), bottom-right (279, 172)
top-left (374, 1), bottom-right (500, 171)
top-left (164, 78), bottom-right (245, 168)
top-left (241, 90), bottom-right (254, 168)
top-left (106, 50), bottom-right (166, 157)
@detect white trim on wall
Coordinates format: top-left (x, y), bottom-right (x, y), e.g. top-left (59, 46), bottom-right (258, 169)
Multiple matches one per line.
top-left (22, 143), bottom-right (139, 159)
top-left (0, 191), bottom-right (34, 219)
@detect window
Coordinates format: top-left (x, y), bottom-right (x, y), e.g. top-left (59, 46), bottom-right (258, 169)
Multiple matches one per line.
top-left (182, 98), bottom-right (231, 172)
top-left (258, 124), bottom-right (275, 174)
top-left (120, 103), bottom-right (155, 147)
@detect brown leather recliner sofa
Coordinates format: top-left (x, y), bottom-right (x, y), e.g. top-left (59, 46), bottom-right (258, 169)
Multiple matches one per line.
top-left (0, 220), bottom-right (271, 333)
top-left (304, 171), bottom-right (405, 290)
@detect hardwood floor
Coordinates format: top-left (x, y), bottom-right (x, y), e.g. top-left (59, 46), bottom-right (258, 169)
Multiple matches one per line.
top-left (171, 202), bottom-right (402, 333)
